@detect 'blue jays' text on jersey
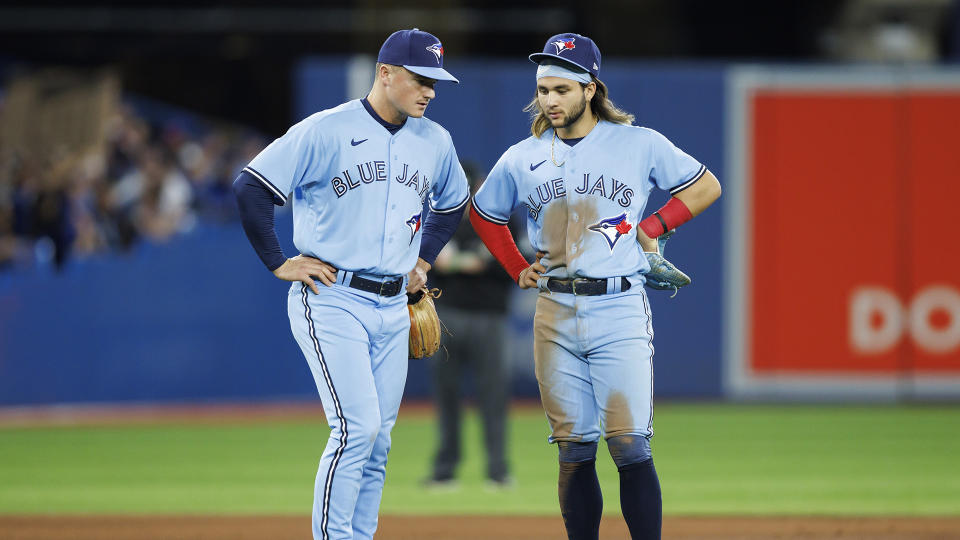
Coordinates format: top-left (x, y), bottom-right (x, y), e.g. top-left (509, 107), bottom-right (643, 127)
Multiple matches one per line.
top-left (472, 121), bottom-right (705, 279)
top-left (244, 100), bottom-right (470, 276)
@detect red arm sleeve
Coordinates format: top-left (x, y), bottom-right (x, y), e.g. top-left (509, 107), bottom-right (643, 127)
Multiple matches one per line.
top-left (638, 196), bottom-right (693, 238)
top-left (469, 205), bottom-right (530, 283)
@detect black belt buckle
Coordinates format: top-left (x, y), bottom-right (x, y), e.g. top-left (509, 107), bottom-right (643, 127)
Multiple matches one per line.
top-left (571, 278), bottom-right (591, 296)
top-left (379, 278), bottom-right (402, 296)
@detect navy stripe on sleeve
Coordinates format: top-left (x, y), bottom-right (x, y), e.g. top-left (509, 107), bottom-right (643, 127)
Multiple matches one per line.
top-left (243, 166), bottom-right (288, 204)
top-left (669, 164), bottom-right (706, 195)
top-left (470, 197), bottom-right (509, 225)
top-left (428, 194), bottom-right (470, 214)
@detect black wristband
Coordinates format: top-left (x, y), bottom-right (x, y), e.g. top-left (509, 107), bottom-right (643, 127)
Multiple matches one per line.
top-left (653, 212), bottom-right (669, 235)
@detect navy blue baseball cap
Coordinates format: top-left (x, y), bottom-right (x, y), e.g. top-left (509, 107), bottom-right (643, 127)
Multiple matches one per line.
top-left (377, 28), bottom-right (459, 83)
top-left (529, 33), bottom-right (601, 78)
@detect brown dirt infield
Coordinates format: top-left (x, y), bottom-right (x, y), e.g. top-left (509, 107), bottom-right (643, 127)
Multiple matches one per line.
top-left (2, 515), bottom-right (959, 540)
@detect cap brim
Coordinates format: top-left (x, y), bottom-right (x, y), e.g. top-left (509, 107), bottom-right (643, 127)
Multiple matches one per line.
top-left (528, 53), bottom-right (591, 74)
top-left (404, 65), bottom-right (459, 83)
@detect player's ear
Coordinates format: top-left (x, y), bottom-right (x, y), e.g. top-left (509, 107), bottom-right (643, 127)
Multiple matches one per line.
top-left (376, 63), bottom-right (392, 85)
top-left (583, 81), bottom-right (597, 101)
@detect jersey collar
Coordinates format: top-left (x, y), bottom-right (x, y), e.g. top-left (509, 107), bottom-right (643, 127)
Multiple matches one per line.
top-left (549, 119), bottom-right (606, 146)
top-left (361, 97), bottom-right (406, 135)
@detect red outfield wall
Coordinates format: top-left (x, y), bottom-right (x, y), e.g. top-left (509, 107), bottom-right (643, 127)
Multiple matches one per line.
top-left (727, 70), bottom-right (960, 398)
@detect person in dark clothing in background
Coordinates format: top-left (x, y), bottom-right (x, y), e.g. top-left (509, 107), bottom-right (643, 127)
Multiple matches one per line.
top-left (425, 163), bottom-right (517, 489)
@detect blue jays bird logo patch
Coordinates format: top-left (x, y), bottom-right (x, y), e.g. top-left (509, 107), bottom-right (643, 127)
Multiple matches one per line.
top-left (588, 213), bottom-right (633, 251)
top-left (552, 38), bottom-right (576, 55)
top-left (426, 43), bottom-right (444, 63)
top-left (406, 212), bottom-right (422, 244)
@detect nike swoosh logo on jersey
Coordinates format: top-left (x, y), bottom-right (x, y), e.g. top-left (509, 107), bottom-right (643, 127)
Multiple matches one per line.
top-left (351, 138), bottom-right (368, 146)
top-left (530, 160), bottom-right (547, 171)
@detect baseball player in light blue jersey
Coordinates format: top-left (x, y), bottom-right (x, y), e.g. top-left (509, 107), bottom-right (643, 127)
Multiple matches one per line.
top-left (470, 33), bottom-right (721, 540)
top-left (233, 29), bottom-right (469, 540)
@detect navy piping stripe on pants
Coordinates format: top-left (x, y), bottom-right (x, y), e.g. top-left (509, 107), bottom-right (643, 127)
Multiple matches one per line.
top-left (301, 284), bottom-right (348, 540)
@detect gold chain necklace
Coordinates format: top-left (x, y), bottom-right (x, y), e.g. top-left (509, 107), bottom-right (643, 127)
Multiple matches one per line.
top-left (550, 131), bottom-right (565, 167)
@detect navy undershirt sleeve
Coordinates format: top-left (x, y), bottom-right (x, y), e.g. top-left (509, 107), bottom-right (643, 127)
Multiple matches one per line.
top-left (418, 205), bottom-right (466, 266)
top-left (233, 170), bottom-right (287, 271)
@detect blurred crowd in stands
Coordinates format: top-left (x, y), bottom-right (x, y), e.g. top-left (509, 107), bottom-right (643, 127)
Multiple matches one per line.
top-left (0, 102), bottom-right (266, 271)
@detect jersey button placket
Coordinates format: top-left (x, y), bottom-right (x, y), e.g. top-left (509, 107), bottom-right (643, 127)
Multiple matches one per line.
top-left (381, 140), bottom-right (396, 269)
top-left (563, 157), bottom-right (580, 273)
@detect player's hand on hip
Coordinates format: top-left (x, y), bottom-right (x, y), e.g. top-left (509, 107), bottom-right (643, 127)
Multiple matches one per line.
top-left (637, 229), bottom-right (659, 253)
top-left (272, 255), bottom-right (337, 294)
top-left (406, 257), bottom-right (432, 293)
top-left (518, 260), bottom-right (546, 289)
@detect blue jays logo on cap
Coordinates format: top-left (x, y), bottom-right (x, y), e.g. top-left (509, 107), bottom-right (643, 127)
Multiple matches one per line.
top-left (426, 43), bottom-right (443, 63)
top-left (552, 37), bottom-right (576, 55)
top-left (406, 212), bottom-right (422, 243)
top-left (588, 213), bottom-right (633, 250)
top-left (530, 32), bottom-right (601, 78)
top-left (378, 28), bottom-right (459, 83)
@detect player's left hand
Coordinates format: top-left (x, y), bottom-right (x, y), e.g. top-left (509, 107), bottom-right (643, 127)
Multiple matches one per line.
top-left (636, 228), bottom-right (659, 253)
top-left (406, 258), bottom-right (432, 293)
top-left (519, 252), bottom-right (547, 289)
top-left (273, 254), bottom-right (338, 294)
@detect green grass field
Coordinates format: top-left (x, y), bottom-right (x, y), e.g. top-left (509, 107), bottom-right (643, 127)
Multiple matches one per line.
top-left (1, 404), bottom-right (957, 516)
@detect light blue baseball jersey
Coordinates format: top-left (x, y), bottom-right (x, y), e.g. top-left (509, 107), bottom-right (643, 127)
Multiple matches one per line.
top-left (472, 121), bottom-right (704, 280)
top-left (244, 99), bottom-right (470, 276)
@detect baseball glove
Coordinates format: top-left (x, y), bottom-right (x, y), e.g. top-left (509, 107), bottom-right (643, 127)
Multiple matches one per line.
top-left (407, 288), bottom-right (442, 359)
top-left (643, 230), bottom-right (691, 297)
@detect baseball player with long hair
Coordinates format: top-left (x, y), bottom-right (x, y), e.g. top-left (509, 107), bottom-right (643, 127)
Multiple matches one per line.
top-left (470, 33), bottom-right (721, 539)
top-left (232, 29), bottom-right (469, 540)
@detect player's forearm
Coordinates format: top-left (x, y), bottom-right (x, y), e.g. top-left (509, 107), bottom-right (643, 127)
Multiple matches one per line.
top-left (468, 206), bottom-right (529, 282)
top-left (233, 171), bottom-right (287, 271)
top-left (418, 206), bottom-right (465, 266)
